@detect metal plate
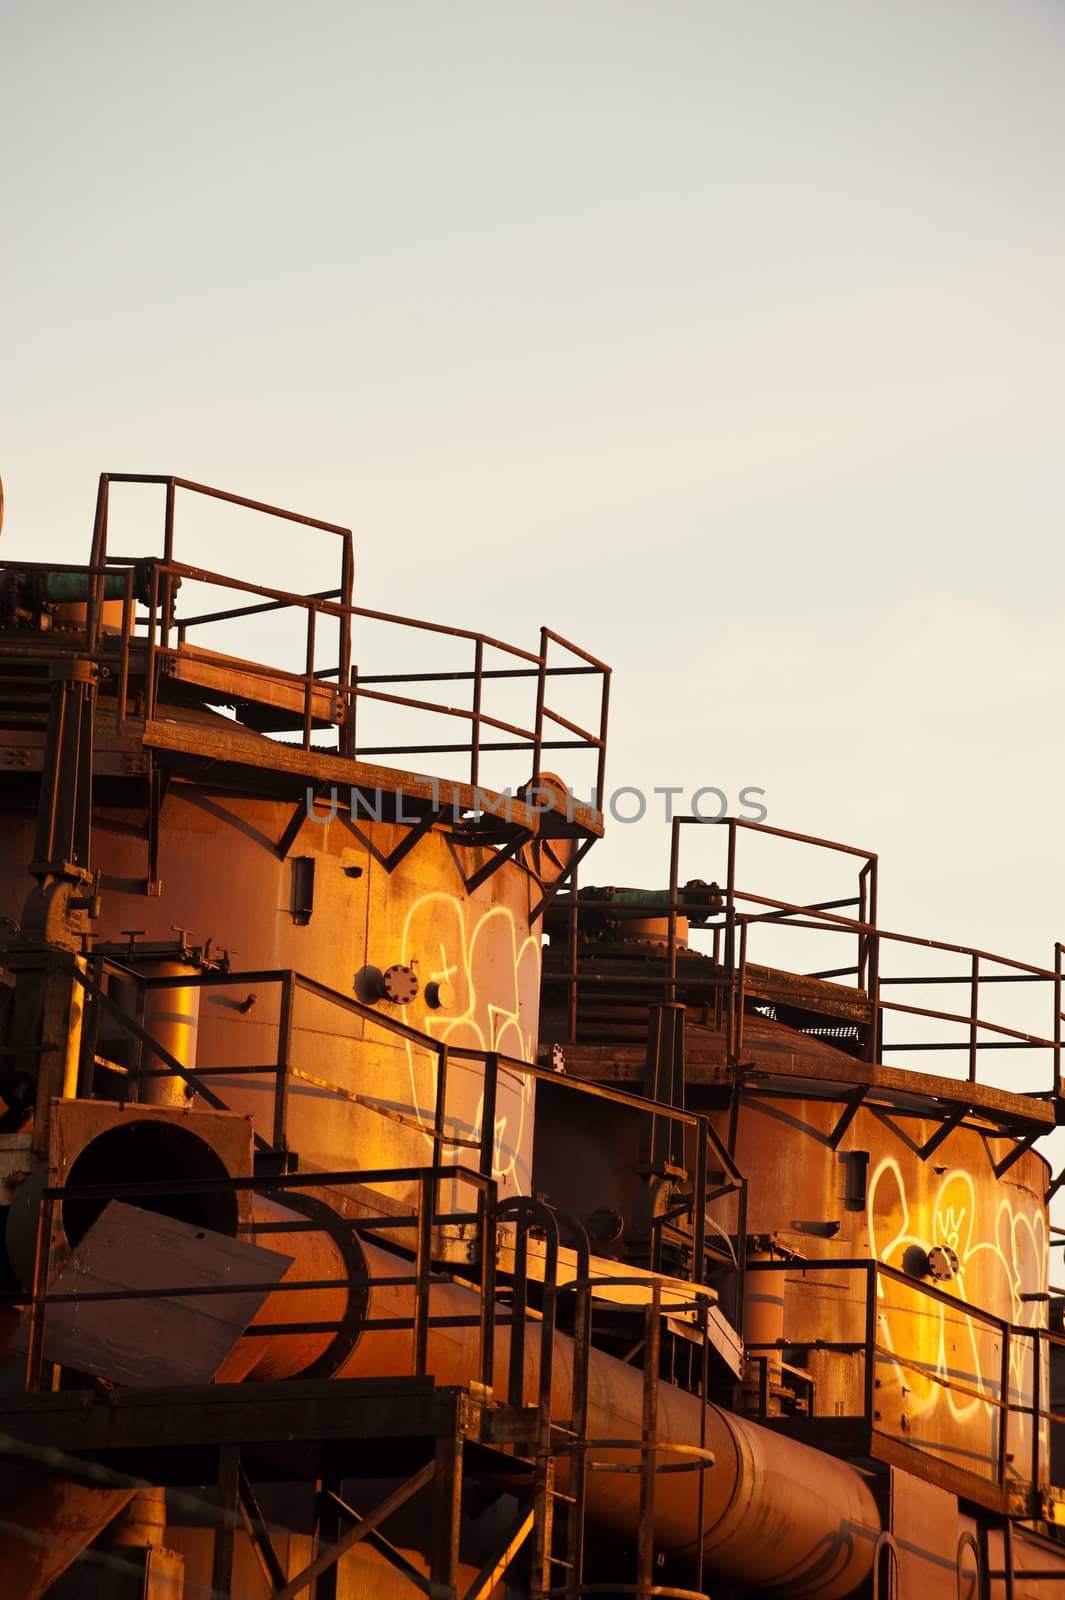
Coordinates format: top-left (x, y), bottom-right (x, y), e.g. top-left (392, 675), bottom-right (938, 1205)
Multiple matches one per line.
top-left (14, 1200), bottom-right (293, 1388)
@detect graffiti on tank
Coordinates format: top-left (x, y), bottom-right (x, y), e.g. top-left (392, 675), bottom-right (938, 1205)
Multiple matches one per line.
top-left (866, 1157), bottom-right (1046, 1432)
top-left (400, 893), bottom-right (539, 1190)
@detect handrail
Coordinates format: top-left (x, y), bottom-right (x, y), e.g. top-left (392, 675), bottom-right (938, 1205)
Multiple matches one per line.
top-left (5, 474), bottom-right (609, 801)
top-left (0, 553), bottom-right (610, 802)
top-left (77, 960), bottom-right (745, 1307)
top-left (657, 817), bottom-right (1063, 1097)
top-left (742, 1254), bottom-right (1065, 1504)
top-left (19, 1161), bottom-right (499, 1392)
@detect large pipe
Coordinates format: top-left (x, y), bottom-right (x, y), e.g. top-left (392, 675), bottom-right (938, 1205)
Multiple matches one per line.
top-left (226, 1230), bottom-right (880, 1599)
top-left (2, 1167), bottom-right (880, 1599)
top-left (139, 963), bottom-right (200, 1109)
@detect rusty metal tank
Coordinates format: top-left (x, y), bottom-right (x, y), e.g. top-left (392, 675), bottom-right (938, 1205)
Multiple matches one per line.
top-left (5, 475), bottom-right (1065, 1600)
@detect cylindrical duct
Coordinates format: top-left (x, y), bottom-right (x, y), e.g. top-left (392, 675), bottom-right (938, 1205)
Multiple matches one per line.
top-left (741, 1248), bottom-right (786, 1415)
top-left (241, 1234), bottom-right (880, 1599)
top-left (6, 1122), bottom-right (880, 1600)
top-left (140, 963), bottom-right (200, 1107)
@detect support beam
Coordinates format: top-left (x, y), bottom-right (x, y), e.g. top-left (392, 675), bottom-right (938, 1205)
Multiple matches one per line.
top-left (272, 1460), bottom-right (435, 1600)
top-left (463, 1502), bottom-right (535, 1600)
top-left (430, 1422), bottom-right (464, 1598)
top-left (211, 1445), bottom-right (240, 1600)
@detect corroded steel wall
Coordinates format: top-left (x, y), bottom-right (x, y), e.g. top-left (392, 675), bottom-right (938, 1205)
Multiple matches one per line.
top-left (0, 792), bottom-right (540, 1205)
top-left (713, 1098), bottom-right (1049, 1496)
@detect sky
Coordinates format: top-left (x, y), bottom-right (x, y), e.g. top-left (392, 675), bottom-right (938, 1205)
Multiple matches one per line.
top-left (4, 2), bottom-right (1065, 1150)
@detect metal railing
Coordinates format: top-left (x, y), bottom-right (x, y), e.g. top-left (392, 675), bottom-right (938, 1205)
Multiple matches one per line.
top-left (13, 1168), bottom-right (723, 1600)
top-left (675, 817), bottom-right (1064, 1097)
top-left (72, 956), bottom-right (748, 1309)
top-left (741, 1254), bottom-right (1065, 1517)
top-left (19, 1162), bottom-right (499, 1396)
top-left (0, 473), bottom-right (611, 804)
top-left (551, 817), bottom-right (1064, 1099)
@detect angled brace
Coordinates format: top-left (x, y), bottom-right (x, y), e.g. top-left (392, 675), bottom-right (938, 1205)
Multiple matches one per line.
top-left (917, 1105), bottom-right (968, 1161)
top-left (993, 1128), bottom-right (1041, 1180)
top-left (529, 834), bottom-right (599, 925)
top-left (828, 1085), bottom-right (869, 1150)
top-left (343, 807), bottom-right (447, 874)
top-left (445, 826), bottom-right (535, 895)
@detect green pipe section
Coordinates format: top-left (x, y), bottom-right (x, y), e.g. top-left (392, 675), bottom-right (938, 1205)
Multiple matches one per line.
top-left (43, 572), bottom-right (131, 603)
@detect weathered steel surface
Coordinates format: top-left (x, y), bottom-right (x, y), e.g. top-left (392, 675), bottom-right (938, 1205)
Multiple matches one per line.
top-left (323, 1238), bottom-right (881, 1600)
top-left (14, 1201), bottom-right (292, 1387)
top-left (0, 1469), bottom-right (134, 1600)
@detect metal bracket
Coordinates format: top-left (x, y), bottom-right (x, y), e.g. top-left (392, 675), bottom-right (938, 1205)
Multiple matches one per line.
top-left (343, 807), bottom-right (446, 875)
top-left (828, 1086), bottom-right (869, 1150)
top-left (446, 826), bottom-right (535, 896)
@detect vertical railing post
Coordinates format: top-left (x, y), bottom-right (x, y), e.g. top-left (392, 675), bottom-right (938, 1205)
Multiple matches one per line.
top-left (433, 1045), bottom-right (449, 1172)
top-left (508, 1218), bottom-right (529, 1408)
top-left (273, 973), bottom-right (295, 1153)
top-left (563, 1221), bottom-right (591, 1600)
top-left (1049, 940), bottom-right (1055, 1107)
top-left (693, 1120), bottom-right (708, 1286)
top-left (470, 638), bottom-right (483, 789)
top-left (532, 1216), bottom-right (560, 1597)
top-left (864, 1262), bottom-right (878, 1428)
top-left (969, 953), bottom-right (980, 1085)
top-left (694, 1296), bottom-right (710, 1595)
top-left (342, 661), bottom-right (358, 760)
top-left (733, 1179), bottom-right (748, 1332)
top-left (1030, 1330), bottom-right (1041, 1512)
top-left (724, 820), bottom-right (739, 1057)
top-left (1003, 1512), bottom-right (1015, 1600)
top-left (596, 668), bottom-right (611, 805)
top-left (162, 478), bottom-right (176, 564)
top-left (532, 627), bottom-right (548, 789)
top-left (160, 478), bottom-right (176, 658)
top-left (480, 1053), bottom-right (499, 1181)
top-left (89, 473), bottom-right (111, 570)
top-left (668, 815), bottom-right (681, 1006)
top-left (998, 1324), bottom-right (1010, 1489)
top-left (117, 569), bottom-right (133, 729)
top-left (735, 918), bottom-right (749, 1061)
top-left (636, 1283), bottom-right (661, 1594)
top-left (338, 533), bottom-right (354, 704)
top-left (303, 603), bottom-right (317, 750)
top-left (145, 562), bottom-right (160, 723)
top-left (567, 853), bottom-right (580, 1044)
top-left (865, 858), bottom-right (881, 1063)
top-left (478, 1178), bottom-right (498, 1392)
top-left (414, 1169), bottom-right (437, 1377)
top-left (87, 561), bottom-right (103, 654)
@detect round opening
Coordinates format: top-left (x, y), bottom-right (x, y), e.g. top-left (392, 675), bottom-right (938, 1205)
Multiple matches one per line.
top-left (62, 1121), bottom-right (239, 1246)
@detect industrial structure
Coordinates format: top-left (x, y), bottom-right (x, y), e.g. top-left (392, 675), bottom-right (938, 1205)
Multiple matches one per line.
top-left (0, 472), bottom-right (1063, 1597)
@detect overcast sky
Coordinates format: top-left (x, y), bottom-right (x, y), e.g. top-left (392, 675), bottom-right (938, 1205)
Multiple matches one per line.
top-left (4, 2), bottom-right (1065, 1126)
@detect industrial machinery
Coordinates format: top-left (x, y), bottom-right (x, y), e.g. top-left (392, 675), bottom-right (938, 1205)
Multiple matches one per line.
top-left (0, 473), bottom-right (1064, 1598)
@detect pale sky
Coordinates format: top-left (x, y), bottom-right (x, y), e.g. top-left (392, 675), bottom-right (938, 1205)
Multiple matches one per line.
top-left (4, 3), bottom-right (1065, 1155)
